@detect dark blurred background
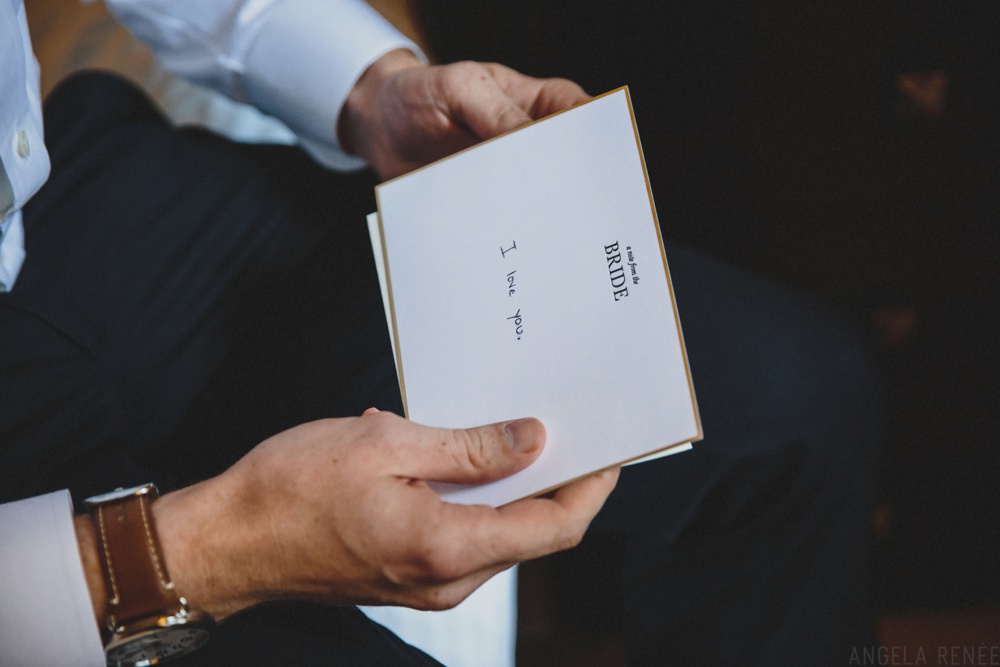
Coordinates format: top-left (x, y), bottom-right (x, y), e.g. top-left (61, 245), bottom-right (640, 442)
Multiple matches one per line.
top-left (411, 0), bottom-right (1000, 661)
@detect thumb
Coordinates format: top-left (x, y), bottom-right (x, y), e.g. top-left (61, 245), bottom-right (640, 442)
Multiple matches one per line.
top-left (407, 418), bottom-right (546, 485)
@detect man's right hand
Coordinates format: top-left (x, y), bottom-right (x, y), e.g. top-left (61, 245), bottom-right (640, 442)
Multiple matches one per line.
top-left (81, 412), bottom-right (618, 623)
top-left (338, 49), bottom-right (590, 180)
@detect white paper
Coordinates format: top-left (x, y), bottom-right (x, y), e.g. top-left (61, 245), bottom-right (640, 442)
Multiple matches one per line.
top-left (368, 212), bottom-right (692, 468)
top-left (370, 88), bottom-right (701, 506)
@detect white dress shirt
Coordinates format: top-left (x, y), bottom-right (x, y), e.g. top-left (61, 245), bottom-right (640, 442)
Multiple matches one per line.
top-left (0, 0), bottom-right (47, 292)
top-left (0, 0), bottom-right (416, 293)
top-left (0, 491), bottom-right (105, 667)
top-left (0, 2), bottom-right (426, 665)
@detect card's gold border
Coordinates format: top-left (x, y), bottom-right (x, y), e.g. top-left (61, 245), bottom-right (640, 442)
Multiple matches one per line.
top-left (374, 87), bottom-right (704, 498)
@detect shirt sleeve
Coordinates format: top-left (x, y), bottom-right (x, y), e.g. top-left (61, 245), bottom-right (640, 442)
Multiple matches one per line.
top-left (0, 490), bottom-right (105, 667)
top-left (100, 0), bottom-right (426, 170)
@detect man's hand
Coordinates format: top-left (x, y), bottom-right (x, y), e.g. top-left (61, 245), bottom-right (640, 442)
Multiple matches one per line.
top-left (93, 412), bottom-right (618, 622)
top-left (338, 49), bottom-right (590, 180)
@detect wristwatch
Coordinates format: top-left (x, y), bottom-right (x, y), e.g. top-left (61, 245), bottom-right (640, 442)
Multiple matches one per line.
top-left (85, 484), bottom-right (214, 666)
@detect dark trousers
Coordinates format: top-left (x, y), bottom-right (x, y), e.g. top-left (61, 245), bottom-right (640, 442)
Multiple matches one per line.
top-left (0, 73), bottom-right (882, 666)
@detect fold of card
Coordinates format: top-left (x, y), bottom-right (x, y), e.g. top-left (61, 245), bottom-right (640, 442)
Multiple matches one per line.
top-left (367, 87), bottom-right (702, 507)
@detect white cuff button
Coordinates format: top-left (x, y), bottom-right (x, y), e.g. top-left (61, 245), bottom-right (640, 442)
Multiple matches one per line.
top-left (16, 130), bottom-right (30, 158)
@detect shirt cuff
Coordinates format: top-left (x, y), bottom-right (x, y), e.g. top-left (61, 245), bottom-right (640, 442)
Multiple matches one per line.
top-left (0, 490), bottom-right (105, 667)
top-left (242, 0), bottom-right (426, 170)
top-left (0, 211), bottom-right (26, 292)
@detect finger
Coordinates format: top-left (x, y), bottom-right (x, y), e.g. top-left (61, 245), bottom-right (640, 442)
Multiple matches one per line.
top-left (481, 63), bottom-right (590, 119)
top-left (438, 62), bottom-right (534, 140)
top-left (362, 407), bottom-right (381, 416)
top-left (400, 417), bottom-right (546, 484)
top-left (528, 78), bottom-right (591, 118)
top-left (433, 467), bottom-right (620, 570)
top-left (395, 561), bottom-right (515, 611)
top-left (497, 467), bottom-right (619, 559)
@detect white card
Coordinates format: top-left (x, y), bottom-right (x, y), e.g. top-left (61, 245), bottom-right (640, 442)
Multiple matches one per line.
top-left (369, 88), bottom-right (701, 506)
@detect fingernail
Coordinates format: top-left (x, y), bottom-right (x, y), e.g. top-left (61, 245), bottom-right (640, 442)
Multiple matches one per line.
top-left (504, 418), bottom-right (541, 454)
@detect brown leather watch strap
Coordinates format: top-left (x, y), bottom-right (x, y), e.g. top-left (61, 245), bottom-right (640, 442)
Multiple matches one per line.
top-left (86, 485), bottom-right (182, 636)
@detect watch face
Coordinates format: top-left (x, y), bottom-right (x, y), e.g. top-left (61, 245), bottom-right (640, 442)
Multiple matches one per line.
top-left (106, 626), bottom-right (210, 666)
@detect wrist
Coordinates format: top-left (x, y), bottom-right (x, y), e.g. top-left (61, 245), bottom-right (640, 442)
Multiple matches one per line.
top-left (152, 477), bottom-right (263, 622)
top-left (338, 48), bottom-right (423, 162)
top-left (77, 484), bottom-right (218, 664)
top-left (76, 476), bottom-right (273, 628)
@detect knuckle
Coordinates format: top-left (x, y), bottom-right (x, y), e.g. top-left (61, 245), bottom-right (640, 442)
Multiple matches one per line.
top-left (493, 103), bottom-right (523, 127)
top-left (424, 548), bottom-right (466, 583)
top-left (414, 587), bottom-right (467, 612)
top-left (441, 61), bottom-right (481, 90)
top-left (408, 529), bottom-right (449, 579)
top-left (449, 428), bottom-right (495, 474)
top-left (562, 531), bottom-right (585, 551)
top-left (554, 525), bottom-right (586, 553)
top-left (454, 60), bottom-right (486, 79)
top-left (408, 530), bottom-right (438, 571)
top-left (358, 411), bottom-right (400, 448)
top-left (409, 524), bottom-right (469, 582)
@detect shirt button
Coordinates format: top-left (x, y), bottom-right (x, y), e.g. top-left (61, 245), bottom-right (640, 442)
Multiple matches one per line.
top-left (16, 130), bottom-right (30, 158)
